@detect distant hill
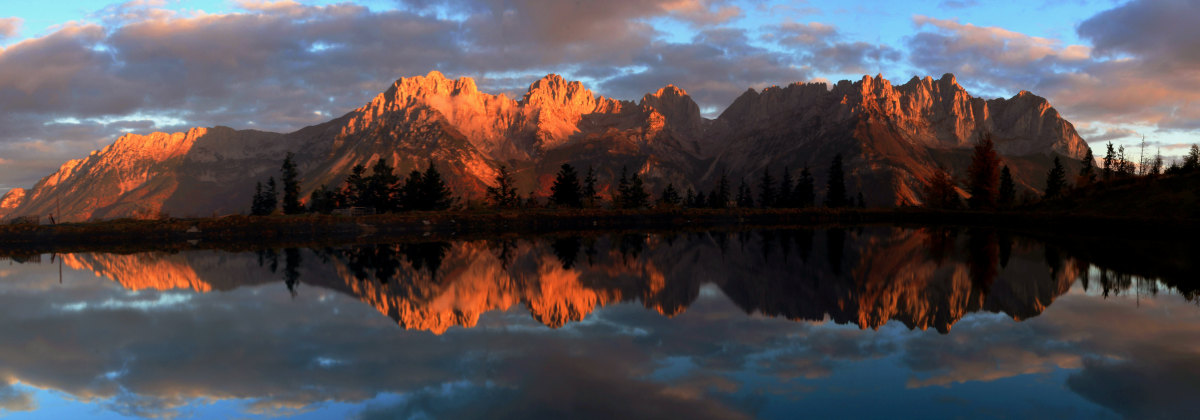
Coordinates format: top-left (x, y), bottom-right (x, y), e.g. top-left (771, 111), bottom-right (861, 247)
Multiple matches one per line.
top-left (0, 72), bottom-right (1089, 221)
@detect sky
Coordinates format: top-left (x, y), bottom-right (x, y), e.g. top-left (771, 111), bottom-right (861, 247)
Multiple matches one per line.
top-left (0, 0), bottom-right (1197, 194)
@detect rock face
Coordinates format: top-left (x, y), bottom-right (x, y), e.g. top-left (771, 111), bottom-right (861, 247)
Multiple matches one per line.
top-left (3, 71), bottom-right (1088, 221)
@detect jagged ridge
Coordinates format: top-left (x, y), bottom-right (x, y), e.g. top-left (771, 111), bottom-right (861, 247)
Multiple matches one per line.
top-left (3, 71), bottom-right (1088, 221)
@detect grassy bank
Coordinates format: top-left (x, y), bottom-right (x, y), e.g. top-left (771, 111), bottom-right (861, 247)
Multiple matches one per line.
top-left (2, 206), bottom-right (1197, 254)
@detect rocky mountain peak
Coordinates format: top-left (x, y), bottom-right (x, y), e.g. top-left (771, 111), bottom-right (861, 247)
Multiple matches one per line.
top-left (521, 73), bottom-right (601, 113)
top-left (640, 84), bottom-right (703, 137)
top-left (0, 188), bottom-right (25, 218)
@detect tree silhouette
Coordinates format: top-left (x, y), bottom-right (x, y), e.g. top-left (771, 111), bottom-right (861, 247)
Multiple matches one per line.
top-left (736, 179), bottom-right (754, 208)
top-left (1045, 156), bottom-right (1067, 199)
top-left (418, 161), bottom-right (453, 210)
top-left (250, 181), bottom-right (271, 215)
top-left (825, 154), bottom-right (847, 208)
top-left (549, 163), bottom-right (583, 208)
top-left (796, 167), bottom-right (815, 207)
top-left (1077, 147), bottom-right (1097, 187)
top-left (778, 167), bottom-right (794, 208)
top-left (684, 188), bottom-right (697, 208)
top-left (967, 133), bottom-right (1000, 209)
top-left (621, 171), bottom-right (650, 209)
top-left (486, 164), bottom-right (519, 208)
top-left (343, 164), bottom-right (367, 207)
top-left (998, 165), bottom-right (1016, 209)
top-left (308, 184), bottom-right (338, 214)
top-left (1102, 142), bottom-right (1116, 181)
top-left (280, 153), bottom-right (303, 214)
top-left (614, 166), bottom-right (630, 209)
top-left (658, 183), bottom-right (681, 207)
top-left (1185, 145), bottom-right (1200, 172)
top-left (922, 166), bottom-right (960, 209)
top-left (757, 167), bottom-right (777, 208)
top-left (583, 166), bottom-right (599, 207)
top-left (261, 177), bottom-right (279, 214)
top-left (400, 170), bottom-right (423, 211)
top-left (366, 158), bottom-right (400, 212)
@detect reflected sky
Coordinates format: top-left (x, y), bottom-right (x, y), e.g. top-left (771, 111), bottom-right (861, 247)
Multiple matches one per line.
top-left (0, 227), bottom-right (1197, 419)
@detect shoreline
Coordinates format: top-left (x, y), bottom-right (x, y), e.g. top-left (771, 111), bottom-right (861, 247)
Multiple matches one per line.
top-left (1, 208), bottom-right (1194, 254)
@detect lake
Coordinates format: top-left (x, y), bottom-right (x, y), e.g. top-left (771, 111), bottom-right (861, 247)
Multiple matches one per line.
top-left (0, 226), bottom-right (1197, 419)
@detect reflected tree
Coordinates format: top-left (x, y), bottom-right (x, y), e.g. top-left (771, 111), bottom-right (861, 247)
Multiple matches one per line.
top-left (551, 237), bottom-right (582, 270)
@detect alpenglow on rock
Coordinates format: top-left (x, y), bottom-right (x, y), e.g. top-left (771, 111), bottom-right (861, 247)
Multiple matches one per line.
top-left (3, 71), bottom-right (1089, 221)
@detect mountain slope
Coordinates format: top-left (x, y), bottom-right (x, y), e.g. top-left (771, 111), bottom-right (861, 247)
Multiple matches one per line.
top-left (3, 72), bottom-right (1088, 221)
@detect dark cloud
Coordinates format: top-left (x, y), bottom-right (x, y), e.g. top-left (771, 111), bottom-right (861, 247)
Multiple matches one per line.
top-left (768, 21), bottom-right (900, 74)
top-left (1077, 127), bottom-right (1138, 143)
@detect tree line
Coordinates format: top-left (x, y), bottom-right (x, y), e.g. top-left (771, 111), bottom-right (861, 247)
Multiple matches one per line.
top-left (251, 153), bottom-right (870, 215)
top-left (251, 154), bottom-right (454, 215)
top-left (922, 133), bottom-right (1200, 210)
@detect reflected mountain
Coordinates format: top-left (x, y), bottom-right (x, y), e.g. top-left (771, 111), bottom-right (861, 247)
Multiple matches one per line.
top-left (54, 227), bottom-right (1169, 334)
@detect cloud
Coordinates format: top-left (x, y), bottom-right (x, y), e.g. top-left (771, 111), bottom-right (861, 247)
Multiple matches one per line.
top-left (767, 21), bottom-right (900, 74)
top-left (0, 382), bottom-right (36, 412)
top-left (0, 17), bottom-right (20, 40)
top-left (1078, 127), bottom-right (1138, 143)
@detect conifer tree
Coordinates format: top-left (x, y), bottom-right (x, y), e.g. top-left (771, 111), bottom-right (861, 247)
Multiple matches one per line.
top-left (779, 167), bottom-right (794, 208)
top-left (264, 177), bottom-right (278, 214)
top-left (280, 152), bottom-right (303, 214)
top-left (825, 154), bottom-right (847, 208)
top-left (308, 184), bottom-right (338, 214)
top-left (486, 164), bottom-right (519, 208)
top-left (796, 167), bottom-right (815, 208)
top-left (583, 166), bottom-right (599, 207)
top-left (400, 170), bottom-right (423, 211)
top-left (550, 163), bottom-right (583, 208)
top-left (343, 164), bottom-right (367, 207)
top-left (1185, 145), bottom-right (1200, 172)
top-left (250, 181), bottom-right (268, 216)
top-left (710, 173), bottom-right (730, 209)
top-left (736, 179), bottom-right (754, 208)
top-left (1045, 156), bottom-right (1067, 199)
top-left (1077, 147), bottom-right (1097, 187)
top-left (419, 161), bottom-right (453, 210)
top-left (998, 166), bottom-right (1016, 209)
top-left (658, 183), bottom-right (681, 208)
top-left (684, 188), bottom-right (697, 208)
top-left (1103, 142), bottom-right (1116, 181)
top-left (622, 172), bottom-right (649, 209)
top-left (967, 133), bottom-right (1000, 209)
top-left (856, 192), bottom-right (865, 208)
top-left (757, 168), bottom-right (776, 208)
top-left (922, 166), bottom-right (959, 209)
top-left (614, 166), bottom-right (631, 209)
top-left (365, 158), bottom-right (400, 212)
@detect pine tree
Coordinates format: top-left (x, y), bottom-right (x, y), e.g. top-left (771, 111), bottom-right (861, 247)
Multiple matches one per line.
top-left (622, 172), bottom-right (649, 209)
top-left (778, 167), bottom-right (794, 208)
top-left (1045, 156), bottom-right (1067, 199)
top-left (1185, 145), bottom-right (1200, 172)
top-left (365, 158), bottom-right (400, 212)
top-left (400, 170), bottom-right (423, 211)
top-left (684, 188), bottom-right (697, 208)
top-left (583, 166), bottom-right (599, 207)
top-left (343, 164), bottom-right (367, 207)
top-left (757, 168), bottom-right (776, 208)
top-left (486, 164), bottom-right (519, 208)
top-left (550, 163), bottom-right (583, 208)
top-left (280, 153), bottom-right (303, 214)
top-left (967, 133), bottom-right (1000, 209)
top-left (710, 173), bottom-right (730, 209)
top-left (614, 166), bottom-right (630, 209)
top-left (263, 177), bottom-right (278, 214)
top-left (825, 154), bottom-right (847, 208)
top-left (308, 184), bottom-right (338, 214)
top-left (736, 179), bottom-right (754, 208)
top-left (419, 161), bottom-right (453, 210)
top-left (796, 167), bottom-right (815, 208)
top-left (856, 192), bottom-right (865, 208)
top-left (250, 181), bottom-right (268, 216)
top-left (658, 183), bottom-right (681, 208)
top-left (998, 165), bottom-right (1016, 209)
top-left (1103, 142), bottom-right (1116, 181)
top-left (1077, 147), bottom-right (1097, 187)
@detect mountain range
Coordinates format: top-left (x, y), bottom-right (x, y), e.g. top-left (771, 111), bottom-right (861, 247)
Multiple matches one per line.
top-left (0, 71), bottom-right (1089, 221)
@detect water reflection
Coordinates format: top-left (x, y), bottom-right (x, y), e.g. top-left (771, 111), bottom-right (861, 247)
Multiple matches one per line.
top-left (0, 227), bottom-right (1198, 419)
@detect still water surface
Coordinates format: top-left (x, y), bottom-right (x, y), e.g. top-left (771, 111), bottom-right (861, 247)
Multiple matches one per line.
top-left (0, 227), bottom-right (1197, 419)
